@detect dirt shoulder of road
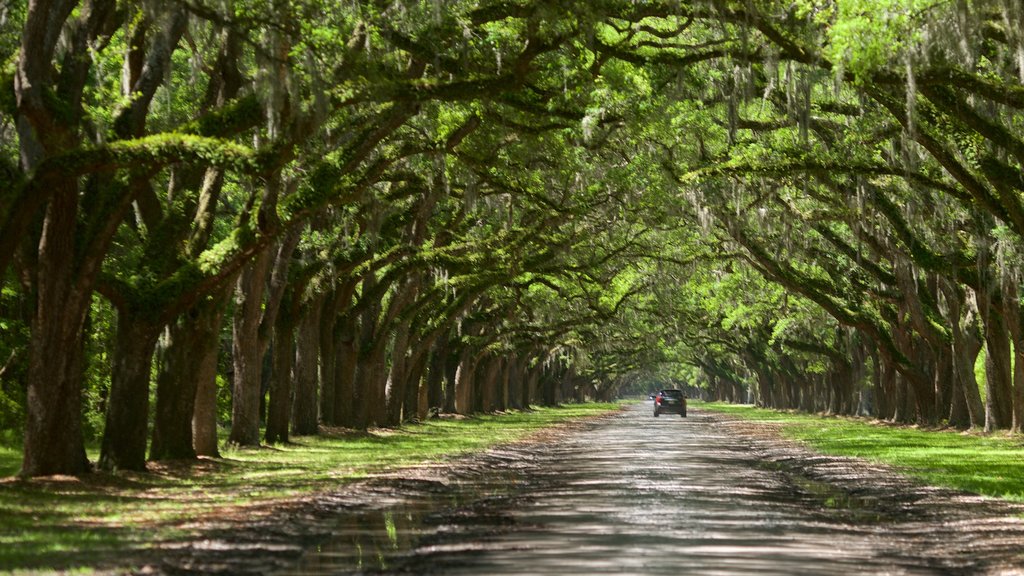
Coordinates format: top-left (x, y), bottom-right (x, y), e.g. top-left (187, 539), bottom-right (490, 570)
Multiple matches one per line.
top-left (708, 409), bottom-right (1024, 573)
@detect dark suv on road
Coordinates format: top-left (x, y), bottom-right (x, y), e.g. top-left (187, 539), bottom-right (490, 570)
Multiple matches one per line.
top-left (652, 389), bottom-right (687, 417)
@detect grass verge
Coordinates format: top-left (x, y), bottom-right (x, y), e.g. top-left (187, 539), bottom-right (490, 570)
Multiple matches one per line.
top-left (0, 403), bottom-right (621, 574)
top-left (699, 401), bottom-right (1024, 502)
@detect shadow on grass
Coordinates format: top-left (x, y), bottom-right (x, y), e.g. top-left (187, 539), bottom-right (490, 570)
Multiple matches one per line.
top-left (0, 475), bottom-right (164, 571)
top-left (0, 403), bottom-right (624, 572)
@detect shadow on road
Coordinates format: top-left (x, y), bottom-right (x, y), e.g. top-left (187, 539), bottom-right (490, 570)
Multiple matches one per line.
top-left (269, 404), bottom-right (1024, 575)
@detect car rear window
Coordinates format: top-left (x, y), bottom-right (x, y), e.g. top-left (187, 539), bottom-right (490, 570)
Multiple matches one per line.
top-left (661, 390), bottom-right (683, 398)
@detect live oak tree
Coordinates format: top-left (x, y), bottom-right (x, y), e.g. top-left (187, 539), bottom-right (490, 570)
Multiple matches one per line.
top-left (6, 0), bottom-right (1024, 478)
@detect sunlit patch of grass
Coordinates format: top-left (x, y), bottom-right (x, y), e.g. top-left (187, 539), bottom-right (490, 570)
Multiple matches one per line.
top-left (0, 445), bottom-right (20, 477)
top-left (0, 402), bottom-right (622, 573)
top-left (699, 401), bottom-right (1024, 502)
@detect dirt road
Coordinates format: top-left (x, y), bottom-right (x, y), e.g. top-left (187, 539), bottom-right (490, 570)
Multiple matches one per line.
top-left (267, 404), bottom-right (1024, 575)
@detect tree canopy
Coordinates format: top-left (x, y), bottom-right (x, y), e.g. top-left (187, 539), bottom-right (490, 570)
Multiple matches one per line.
top-left (2, 0), bottom-right (1024, 476)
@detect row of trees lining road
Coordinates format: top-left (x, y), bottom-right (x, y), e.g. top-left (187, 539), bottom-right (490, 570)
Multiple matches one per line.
top-left (2, 0), bottom-right (1023, 477)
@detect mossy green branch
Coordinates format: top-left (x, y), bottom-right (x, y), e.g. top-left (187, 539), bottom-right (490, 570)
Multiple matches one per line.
top-left (33, 133), bottom-right (256, 181)
top-left (176, 94), bottom-right (263, 138)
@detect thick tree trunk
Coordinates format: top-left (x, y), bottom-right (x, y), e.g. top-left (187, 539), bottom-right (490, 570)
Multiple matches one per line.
top-left (191, 293), bottom-right (229, 458)
top-left (1001, 275), bottom-right (1024, 433)
top-left (507, 356), bottom-right (522, 410)
top-left (755, 368), bottom-right (774, 408)
top-left (99, 309), bottom-right (160, 472)
top-left (229, 249), bottom-right (272, 446)
top-left (229, 227), bottom-right (298, 445)
top-left (942, 282), bottom-right (985, 428)
top-left (934, 348), bottom-right (954, 424)
top-left (292, 300), bottom-right (322, 436)
top-left (384, 319), bottom-right (412, 426)
top-left (402, 345), bottom-right (430, 422)
top-left (524, 362), bottom-right (539, 409)
top-left (353, 345), bottom-right (388, 429)
top-left (975, 242), bottom-right (1014, 431)
top-left (352, 275), bottom-right (383, 429)
top-left (151, 296), bottom-right (222, 460)
top-left (22, 294), bottom-right (90, 476)
top-left (21, 183), bottom-right (92, 476)
top-left (265, 312), bottom-right (294, 444)
top-left (540, 363), bottom-right (562, 406)
top-left (982, 324), bottom-right (1014, 431)
top-left (333, 323), bottom-right (357, 427)
top-left (479, 356), bottom-right (499, 412)
top-left (978, 293), bottom-right (1014, 431)
top-left (454, 350), bottom-right (478, 415)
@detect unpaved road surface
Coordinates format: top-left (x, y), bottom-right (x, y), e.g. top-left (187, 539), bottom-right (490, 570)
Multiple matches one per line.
top-left (259, 404), bottom-right (1024, 575)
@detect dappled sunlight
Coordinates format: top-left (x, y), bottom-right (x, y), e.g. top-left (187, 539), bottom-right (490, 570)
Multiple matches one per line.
top-left (0, 404), bottom-right (620, 572)
top-left (282, 405), bottom-right (1024, 575)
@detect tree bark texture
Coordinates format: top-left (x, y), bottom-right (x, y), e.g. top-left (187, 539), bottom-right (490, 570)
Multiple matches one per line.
top-left (1000, 275), bottom-right (1024, 433)
top-left (454, 350), bottom-right (478, 415)
top-left (292, 299), bottom-right (322, 436)
top-left (333, 323), bottom-right (358, 427)
top-left (99, 309), bottom-right (161, 471)
top-left (265, 310), bottom-right (295, 444)
top-left (148, 290), bottom-right (229, 460)
top-left (229, 249), bottom-right (272, 446)
top-left (978, 293), bottom-right (1014, 431)
top-left (188, 291), bottom-right (230, 458)
top-left (384, 318), bottom-right (412, 426)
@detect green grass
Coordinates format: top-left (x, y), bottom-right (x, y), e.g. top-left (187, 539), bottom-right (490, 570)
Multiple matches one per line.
top-left (0, 445), bottom-right (19, 477)
top-left (0, 403), bottom-right (621, 574)
top-left (699, 401), bottom-right (1024, 502)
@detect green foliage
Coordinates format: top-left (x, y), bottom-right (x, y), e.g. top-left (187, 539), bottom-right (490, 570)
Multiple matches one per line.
top-left (82, 296), bottom-right (116, 443)
top-left (823, 0), bottom-right (940, 78)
